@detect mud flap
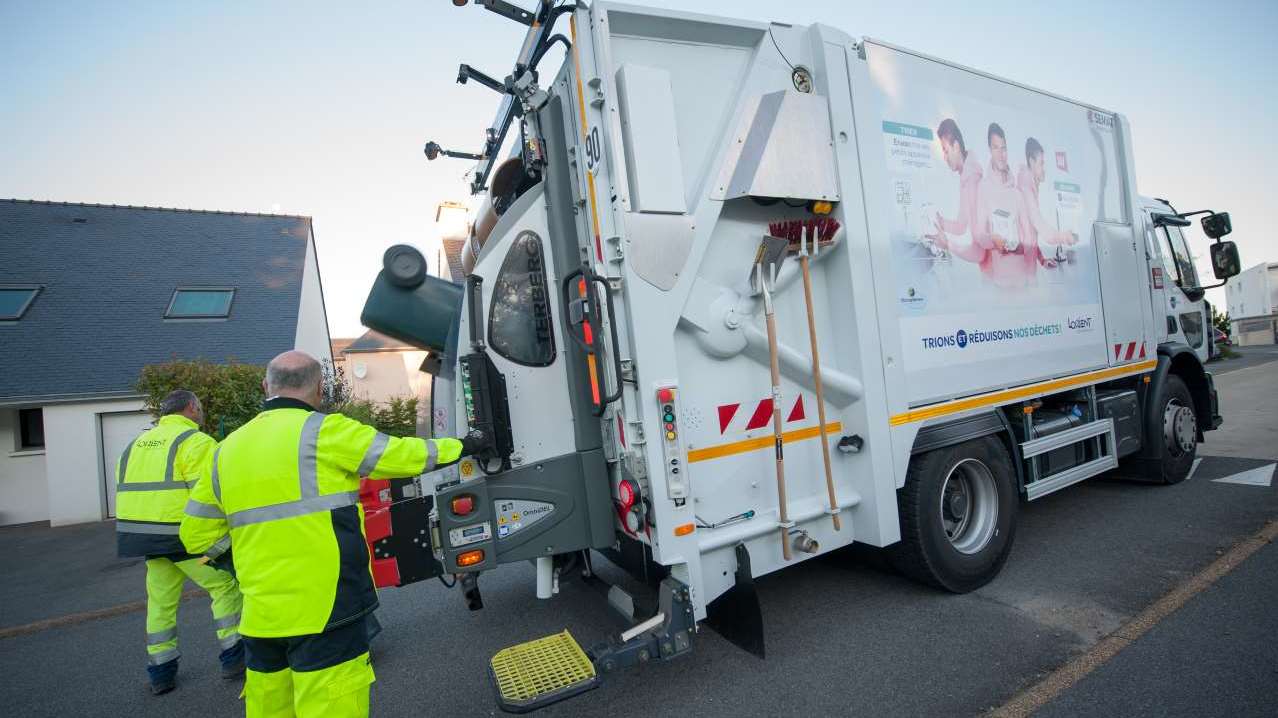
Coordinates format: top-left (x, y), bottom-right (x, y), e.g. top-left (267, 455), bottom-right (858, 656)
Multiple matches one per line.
top-left (705, 543), bottom-right (765, 658)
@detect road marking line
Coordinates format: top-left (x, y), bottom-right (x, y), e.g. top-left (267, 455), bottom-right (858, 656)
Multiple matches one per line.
top-left (991, 519), bottom-right (1278, 718)
top-left (0, 588), bottom-right (201, 641)
top-left (1211, 463), bottom-right (1276, 487)
top-left (1186, 458), bottom-right (1203, 481)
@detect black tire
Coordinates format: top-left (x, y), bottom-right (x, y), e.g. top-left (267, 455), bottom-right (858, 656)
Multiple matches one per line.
top-left (891, 436), bottom-right (1018, 593)
top-left (1147, 374), bottom-right (1198, 485)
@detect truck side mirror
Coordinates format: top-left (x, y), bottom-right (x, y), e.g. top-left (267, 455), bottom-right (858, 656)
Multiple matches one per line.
top-left (1201, 212), bottom-right (1232, 239)
top-left (1209, 241), bottom-right (1241, 280)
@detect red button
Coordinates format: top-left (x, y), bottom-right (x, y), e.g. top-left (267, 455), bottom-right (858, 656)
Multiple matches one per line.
top-left (451, 495), bottom-right (475, 516)
top-left (657, 388), bottom-right (674, 403)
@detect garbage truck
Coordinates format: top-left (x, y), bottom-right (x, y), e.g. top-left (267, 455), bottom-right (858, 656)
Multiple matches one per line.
top-left (359, 1), bottom-right (1244, 711)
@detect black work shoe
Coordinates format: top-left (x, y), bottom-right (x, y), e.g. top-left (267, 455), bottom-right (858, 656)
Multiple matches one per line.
top-left (150, 676), bottom-right (176, 695)
top-left (219, 641), bottom-right (246, 679)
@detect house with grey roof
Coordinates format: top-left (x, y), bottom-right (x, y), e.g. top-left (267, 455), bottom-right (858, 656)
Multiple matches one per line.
top-left (330, 329), bottom-right (432, 435)
top-left (0, 199), bottom-right (333, 526)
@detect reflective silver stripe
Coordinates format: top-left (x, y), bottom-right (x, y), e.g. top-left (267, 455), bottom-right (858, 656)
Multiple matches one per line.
top-left (204, 534), bottom-right (231, 560)
top-left (164, 429), bottom-right (198, 483)
top-left (117, 481), bottom-right (192, 492)
top-left (218, 632), bottom-right (242, 649)
top-left (210, 447), bottom-right (222, 502)
top-left (116, 520), bottom-right (180, 535)
top-left (298, 412), bottom-right (326, 499)
top-left (357, 432), bottom-right (390, 476)
top-left (425, 438), bottom-right (439, 472)
top-left (227, 491), bottom-right (360, 528)
top-left (147, 626), bottom-right (178, 645)
top-left (185, 499), bottom-right (225, 519)
top-left (213, 612), bottom-right (241, 630)
top-left (148, 648), bottom-right (180, 665)
top-left (116, 439), bottom-right (135, 485)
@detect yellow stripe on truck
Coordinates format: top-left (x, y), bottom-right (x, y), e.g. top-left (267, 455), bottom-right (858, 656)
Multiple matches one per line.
top-left (687, 422), bottom-right (844, 464)
top-left (888, 360), bottom-right (1158, 426)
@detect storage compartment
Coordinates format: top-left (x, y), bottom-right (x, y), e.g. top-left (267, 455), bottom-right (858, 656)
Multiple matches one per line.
top-left (1097, 389), bottom-right (1142, 457)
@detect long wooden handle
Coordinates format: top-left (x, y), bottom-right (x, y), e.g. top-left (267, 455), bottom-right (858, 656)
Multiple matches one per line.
top-left (800, 256), bottom-right (841, 531)
top-left (764, 309), bottom-right (792, 561)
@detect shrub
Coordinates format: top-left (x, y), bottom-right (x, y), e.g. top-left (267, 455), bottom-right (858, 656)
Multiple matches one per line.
top-left (137, 358), bottom-right (420, 439)
top-left (136, 359), bottom-right (265, 439)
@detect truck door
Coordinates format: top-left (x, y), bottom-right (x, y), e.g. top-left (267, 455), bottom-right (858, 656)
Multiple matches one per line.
top-left (1149, 214), bottom-right (1209, 361)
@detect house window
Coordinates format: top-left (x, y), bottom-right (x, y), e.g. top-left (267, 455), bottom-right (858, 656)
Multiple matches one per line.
top-left (18, 408), bottom-right (44, 450)
top-left (0, 286), bottom-right (41, 320)
top-left (166, 288), bottom-right (235, 318)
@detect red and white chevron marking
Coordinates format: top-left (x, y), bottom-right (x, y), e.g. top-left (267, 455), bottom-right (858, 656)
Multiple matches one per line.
top-left (716, 396), bottom-right (806, 435)
top-left (1113, 340), bottom-right (1147, 362)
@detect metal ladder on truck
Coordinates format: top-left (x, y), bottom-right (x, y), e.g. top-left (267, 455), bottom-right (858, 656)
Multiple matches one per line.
top-left (1020, 386), bottom-right (1119, 501)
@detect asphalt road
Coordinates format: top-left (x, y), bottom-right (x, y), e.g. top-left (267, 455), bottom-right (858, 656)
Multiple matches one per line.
top-left (2, 347), bottom-right (1275, 717)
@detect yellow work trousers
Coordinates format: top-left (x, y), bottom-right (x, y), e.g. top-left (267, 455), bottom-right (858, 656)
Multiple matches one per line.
top-left (145, 556), bottom-right (243, 665)
top-left (242, 616), bottom-right (376, 718)
top-left (244, 651), bottom-right (374, 718)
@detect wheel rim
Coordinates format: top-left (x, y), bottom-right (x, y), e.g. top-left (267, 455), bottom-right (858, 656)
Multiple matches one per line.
top-left (939, 458), bottom-right (999, 555)
top-left (1163, 399), bottom-right (1197, 456)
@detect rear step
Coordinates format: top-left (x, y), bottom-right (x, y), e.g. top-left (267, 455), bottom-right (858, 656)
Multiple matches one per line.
top-left (488, 577), bottom-right (695, 713)
top-left (489, 631), bottom-right (599, 713)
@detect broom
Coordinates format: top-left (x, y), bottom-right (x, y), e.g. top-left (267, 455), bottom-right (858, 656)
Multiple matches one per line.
top-left (767, 218), bottom-right (843, 532)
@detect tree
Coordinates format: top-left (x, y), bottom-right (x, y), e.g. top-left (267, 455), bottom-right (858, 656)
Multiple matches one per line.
top-left (1211, 305), bottom-right (1231, 336)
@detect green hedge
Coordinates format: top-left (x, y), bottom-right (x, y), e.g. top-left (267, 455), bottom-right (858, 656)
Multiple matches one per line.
top-left (136, 359), bottom-right (265, 439)
top-left (136, 359), bottom-right (419, 439)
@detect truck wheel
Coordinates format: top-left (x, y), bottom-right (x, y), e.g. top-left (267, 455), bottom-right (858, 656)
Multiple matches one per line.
top-left (1149, 374), bottom-right (1198, 484)
top-left (892, 437), bottom-right (1017, 593)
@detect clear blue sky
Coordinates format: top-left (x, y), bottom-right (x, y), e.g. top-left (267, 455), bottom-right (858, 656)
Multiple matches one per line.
top-left (3, 0), bottom-right (1276, 335)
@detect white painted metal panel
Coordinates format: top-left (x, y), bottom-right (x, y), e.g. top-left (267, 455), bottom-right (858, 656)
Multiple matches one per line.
top-left (614, 63), bottom-right (686, 214)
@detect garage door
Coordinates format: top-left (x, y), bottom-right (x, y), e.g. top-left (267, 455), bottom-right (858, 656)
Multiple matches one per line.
top-left (100, 411), bottom-right (154, 518)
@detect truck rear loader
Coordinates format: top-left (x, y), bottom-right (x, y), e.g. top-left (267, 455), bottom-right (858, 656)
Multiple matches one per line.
top-left (358, 1), bottom-right (1245, 711)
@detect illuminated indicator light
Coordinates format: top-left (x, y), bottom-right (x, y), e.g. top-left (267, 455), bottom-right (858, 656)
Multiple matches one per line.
top-left (674, 523), bottom-right (695, 537)
top-left (666, 431), bottom-right (676, 440)
top-left (618, 479), bottom-right (636, 507)
top-left (450, 495), bottom-right (475, 516)
top-left (658, 388), bottom-right (674, 403)
top-left (665, 423), bottom-right (674, 431)
top-left (811, 200), bottom-right (834, 215)
top-left (456, 549), bottom-right (484, 567)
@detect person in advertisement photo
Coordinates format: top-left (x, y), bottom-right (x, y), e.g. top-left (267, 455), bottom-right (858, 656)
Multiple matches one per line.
top-left (1018, 137), bottom-right (1079, 274)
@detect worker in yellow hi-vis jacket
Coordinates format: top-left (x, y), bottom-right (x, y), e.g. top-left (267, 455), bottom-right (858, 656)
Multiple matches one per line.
top-left (116, 389), bottom-right (244, 695)
top-left (181, 350), bottom-right (488, 717)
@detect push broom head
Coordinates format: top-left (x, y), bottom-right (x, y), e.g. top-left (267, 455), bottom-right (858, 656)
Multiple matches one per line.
top-left (767, 218), bottom-right (842, 255)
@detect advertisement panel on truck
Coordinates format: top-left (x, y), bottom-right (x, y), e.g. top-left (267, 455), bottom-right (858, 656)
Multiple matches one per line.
top-left (865, 43), bottom-right (1125, 405)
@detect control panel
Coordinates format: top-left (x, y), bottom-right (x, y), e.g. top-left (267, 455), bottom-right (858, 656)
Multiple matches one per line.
top-left (494, 499), bottom-right (556, 539)
top-left (459, 351), bottom-right (515, 470)
top-left (449, 521), bottom-right (493, 547)
top-left (656, 386), bottom-right (688, 505)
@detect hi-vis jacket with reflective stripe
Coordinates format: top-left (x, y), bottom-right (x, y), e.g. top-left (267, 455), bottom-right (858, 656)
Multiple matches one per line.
top-left (116, 414), bottom-right (218, 557)
top-left (180, 397), bottom-right (463, 638)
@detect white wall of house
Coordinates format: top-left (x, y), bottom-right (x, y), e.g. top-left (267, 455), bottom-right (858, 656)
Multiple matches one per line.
top-left (295, 231), bottom-right (335, 367)
top-left (347, 351), bottom-right (430, 404)
top-left (0, 409), bottom-right (49, 525)
top-left (1225, 262), bottom-right (1275, 322)
top-left (43, 398), bottom-right (148, 527)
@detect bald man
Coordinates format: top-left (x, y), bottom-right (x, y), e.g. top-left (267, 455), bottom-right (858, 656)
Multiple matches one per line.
top-left (182, 351), bottom-right (488, 716)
